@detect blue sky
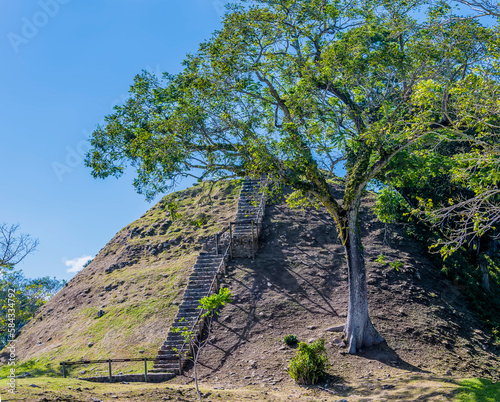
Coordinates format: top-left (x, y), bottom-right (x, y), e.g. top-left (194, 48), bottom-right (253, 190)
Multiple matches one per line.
top-left (1, 0), bottom-right (228, 280)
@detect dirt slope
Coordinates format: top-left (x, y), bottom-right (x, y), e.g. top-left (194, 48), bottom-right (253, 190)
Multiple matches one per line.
top-left (187, 191), bottom-right (500, 393)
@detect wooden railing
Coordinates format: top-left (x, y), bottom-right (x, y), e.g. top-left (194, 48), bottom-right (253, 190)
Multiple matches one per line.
top-left (60, 357), bottom-right (155, 382)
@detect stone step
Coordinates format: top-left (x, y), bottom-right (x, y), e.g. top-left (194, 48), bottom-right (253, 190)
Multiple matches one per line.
top-left (188, 275), bottom-right (216, 282)
top-left (171, 319), bottom-right (197, 326)
top-left (185, 281), bottom-right (213, 288)
top-left (172, 313), bottom-right (200, 322)
top-left (179, 300), bottom-right (206, 307)
top-left (157, 348), bottom-right (179, 355)
top-left (193, 261), bottom-right (221, 267)
top-left (151, 364), bottom-right (179, 371)
top-left (183, 293), bottom-right (210, 300)
top-left (152, 364), bottom-right (180, 371)
top-left (197, 253), bottom-right (224, 259)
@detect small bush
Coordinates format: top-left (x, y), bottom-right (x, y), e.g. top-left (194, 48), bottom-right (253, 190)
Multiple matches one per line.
top-left (288, 339), bottom-right (329, 385)
top-left (375, 254), bottom-right (386, 264)
top-left (389, 260), bottom-right (403, 271)
top-left (283, 334), bottom-right (298, 346)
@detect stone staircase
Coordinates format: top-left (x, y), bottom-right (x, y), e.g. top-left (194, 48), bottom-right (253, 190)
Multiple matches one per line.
top-left (151, 178), bottom-right (266, 375)
top-left (232, 178), bottom-right (266, 258)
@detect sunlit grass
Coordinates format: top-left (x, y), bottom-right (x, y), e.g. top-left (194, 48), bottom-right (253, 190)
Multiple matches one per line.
top-left (455, 378), bottom-right (500, 402)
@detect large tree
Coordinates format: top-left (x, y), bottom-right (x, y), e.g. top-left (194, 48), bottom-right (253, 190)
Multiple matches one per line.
top-left (86, 0), bottom-right (498, 352)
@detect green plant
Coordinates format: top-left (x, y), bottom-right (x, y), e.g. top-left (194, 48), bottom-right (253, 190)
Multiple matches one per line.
top-left (198, 287), bottom-right (232, 316)
top-left (166, 201), bottom-right (181, 220)
top-left (287, 339), bottom-right (329, 385)
top-left (283, 334), bottom-right (298, 346)
top-left (375, 254), bottom-right (386, 264)
top-left (190, 213), bottom-right (209, 228)
top-left (389, 260), bottom-right (404, 271)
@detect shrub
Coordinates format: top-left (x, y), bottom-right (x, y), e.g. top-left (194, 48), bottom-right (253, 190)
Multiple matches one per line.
top-left (283, 334), bottom-right (298, 346)
top-left (287, 339), bottom-right (329, 385)
top-left (375, 254), bottom-right (386, 264)
top-left (389, 260), bottom-right (404, 271)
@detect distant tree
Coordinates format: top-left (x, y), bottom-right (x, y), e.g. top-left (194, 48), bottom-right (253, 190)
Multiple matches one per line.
top-left (86, 0), bottom-right (498, 352)
top-left (0, 223), bottom-right (65, 347)
top-left (0, 223), bottom-right (38, 270)
top-left (0, 272), bottom-right (65, 347)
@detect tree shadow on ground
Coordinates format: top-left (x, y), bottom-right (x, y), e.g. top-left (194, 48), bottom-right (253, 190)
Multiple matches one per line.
top-left (351, 341), bottom-right (431, 375)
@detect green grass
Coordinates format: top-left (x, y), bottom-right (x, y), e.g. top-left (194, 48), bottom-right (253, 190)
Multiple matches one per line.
top-left (455, 378), bottom-right (500, 402)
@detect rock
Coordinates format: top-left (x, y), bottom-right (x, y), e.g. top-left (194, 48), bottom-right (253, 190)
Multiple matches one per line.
top-left (138, 350), bottom-right (144, 354)
top-left (325, 325), bottom-right (344, 332)
top-left (79, 370), bottom-right (86, 374)
top-left (307, 325), bottom-right (317, 330)
top-left (267, 282), bottom-right (272, 287)
top-left (333, 338), bottom-right (345, 347)
top-left (105, 264), bottom-right (119, 274)
top-left (96, 310), bottom-right (105, 318)
top-left (29, 384), bottom-right (40, 388)
top-left (104, 284), bottom-right (115, 292)
top-left (308, 338), bottom-right (315, 343)
top-left (382, 384), bottom-right (395, 389)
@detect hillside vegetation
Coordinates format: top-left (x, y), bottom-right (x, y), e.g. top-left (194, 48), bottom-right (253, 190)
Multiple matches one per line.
top-left (0, 180), bottom-right (240, 378)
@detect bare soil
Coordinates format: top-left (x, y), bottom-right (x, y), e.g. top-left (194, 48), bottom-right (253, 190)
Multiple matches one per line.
top-left (181, 193), bottom-right (500, 398)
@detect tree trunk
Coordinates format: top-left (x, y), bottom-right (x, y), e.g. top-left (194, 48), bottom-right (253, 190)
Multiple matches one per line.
top-left (343, 206), bottom-right (384, 354)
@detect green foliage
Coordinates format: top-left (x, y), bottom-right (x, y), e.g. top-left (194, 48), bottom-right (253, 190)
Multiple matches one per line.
top-left (375, 254), bottom-right (386, 264)
top-left (190, 213), bottom-right (209, 228)
top-left (287, 339), bottom-right (329, 385)
top-left (374, 187), bottom-right (409, 224)
top-left (283, 334), bottom-right (298, 346)
top-left (389, 260), bottom-right (404, 272)
top-left (166, 201), bottom-right (182, 220)
top-left (198, 287), bottom-right (232, 317)
top-left (0, 270), bottom-right (65, 347)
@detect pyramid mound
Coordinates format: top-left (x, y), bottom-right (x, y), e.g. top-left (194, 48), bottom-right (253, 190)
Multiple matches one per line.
top-left (191, 191), bottom-right (500, 386)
